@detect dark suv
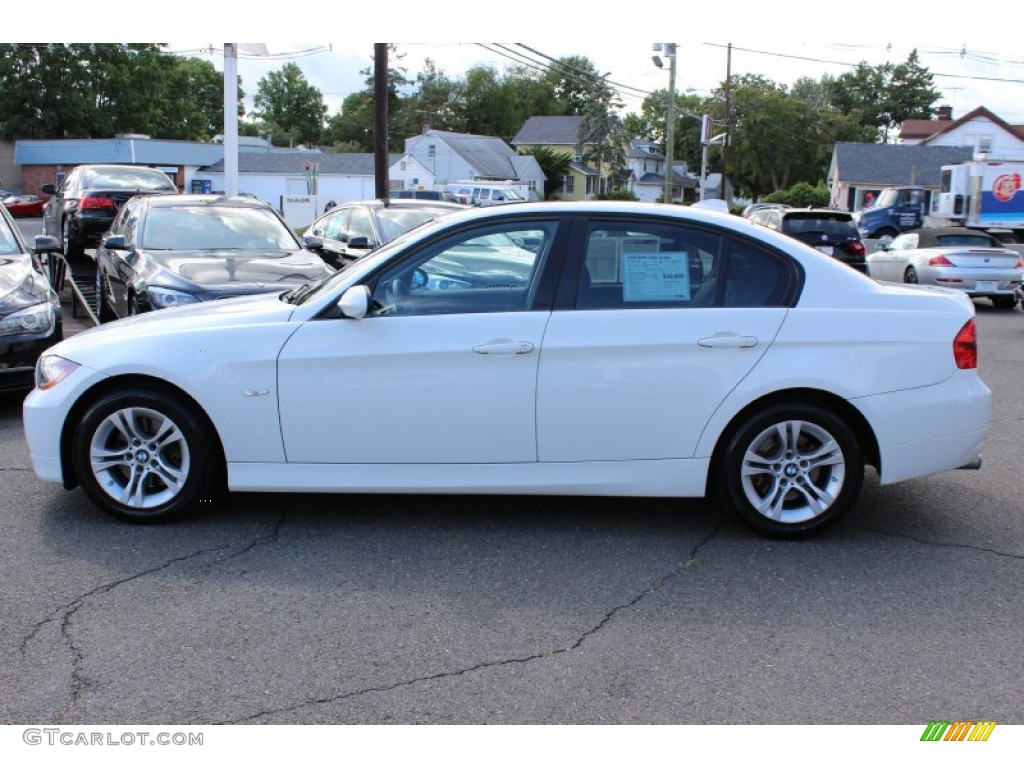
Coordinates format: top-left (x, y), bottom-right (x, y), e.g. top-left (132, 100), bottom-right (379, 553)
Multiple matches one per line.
top-left (42, 164), bottom-right (179, 258)
top-left (749, 207), bottom-right (867, 272)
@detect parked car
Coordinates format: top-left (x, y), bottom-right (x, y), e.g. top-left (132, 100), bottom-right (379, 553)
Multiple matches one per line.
top-left (41, 164), bottom-right (179, 258)
top-left (3, 194), bottom-right (47, 217)
top-left (749, 207), bottom-right (868, 272)
top-left (304, 199), bottom-right (466, 269)
top-left (93, 194), bottom-right (334, 320)
top-left (741, 202), bottom-right (790, 218)
top-left (389, 189), bottom-right (459, 202)
top-left (0, 203), bottom-right (62, 393)
top-left (866, 227), bottom-right (1024, 309)
top-left (23, 202), bottom-right (990, 538)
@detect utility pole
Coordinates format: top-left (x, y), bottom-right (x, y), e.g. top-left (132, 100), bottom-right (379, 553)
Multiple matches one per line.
top-left (374, 43), bottom-right (390, 201)
top-left (722, 43), bottom-right (732, 208)
top-left (653, 43), bottom-right (677, 204)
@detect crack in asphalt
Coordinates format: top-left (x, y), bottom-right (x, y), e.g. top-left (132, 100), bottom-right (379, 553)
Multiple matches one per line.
top-left (18, 513), bottom-right (288, 724)
top-left (218, 521), bottom-right (726, 725)
top-left (0, 467), bottom-right (33, 471)
top-left (847, 523), bottom-right (1024, 559)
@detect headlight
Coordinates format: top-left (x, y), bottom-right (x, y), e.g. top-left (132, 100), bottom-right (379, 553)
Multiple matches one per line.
top-left (147, 286), bottom-right (200, 309)
top-left (36, 354), bottom-right (80, 390)
top-left (0, 301), bottom-right (55, 336)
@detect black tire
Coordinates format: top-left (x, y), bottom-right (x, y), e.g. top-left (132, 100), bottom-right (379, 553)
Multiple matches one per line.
top-left (991, 295), bottom-right (1018, 310)
top-left (95, 269), bottom-right (114, 322)
top-left (62, 218), bottom-right (85, 259)
top-left (70, 387), bottom-right (218, 523)
top-left (715, 402), bottom-right (864, 538)
top-left (903, 266), bottom-right (919, 284)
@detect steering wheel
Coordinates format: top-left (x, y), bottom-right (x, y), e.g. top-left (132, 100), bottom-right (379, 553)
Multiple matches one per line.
top-left (376, 276), bottom-right (409, 315)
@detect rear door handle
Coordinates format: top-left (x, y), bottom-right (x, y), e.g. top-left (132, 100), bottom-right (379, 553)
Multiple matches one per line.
top-left (698, 334), bottom-right (758, 348)
top-left (472, 341), bottom-right (535, 355)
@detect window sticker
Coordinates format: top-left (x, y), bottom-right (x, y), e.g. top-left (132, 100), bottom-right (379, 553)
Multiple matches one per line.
top-left (622, 251), bottom-right (691, 302)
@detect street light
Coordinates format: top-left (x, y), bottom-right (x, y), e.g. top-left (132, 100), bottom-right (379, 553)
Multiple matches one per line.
top-left (652, 43), bottom-right (677, 204)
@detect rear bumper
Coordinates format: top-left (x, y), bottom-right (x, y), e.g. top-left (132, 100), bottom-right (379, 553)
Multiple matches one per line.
top-left (853, 370), bottom-right (991, 485)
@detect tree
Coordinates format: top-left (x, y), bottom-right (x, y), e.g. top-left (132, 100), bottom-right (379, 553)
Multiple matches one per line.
top-left (0, 44), bottom-right (231, 141)
top-left (252, 62), bottom-right (328, 147)
top-left (578, 76), bottom-right (628, 196)
top-left (517, 146), bottom-right (572, 199)
top-left (624, 89), bottom-right (704, 170)
top-left (827, 50), bottom-right (941, 141)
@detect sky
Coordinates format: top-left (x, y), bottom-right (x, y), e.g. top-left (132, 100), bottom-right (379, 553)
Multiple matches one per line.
top-left (168, 41), bottom-right (1024, 125)
top-left (10, 4), bottom-right (1024, 125)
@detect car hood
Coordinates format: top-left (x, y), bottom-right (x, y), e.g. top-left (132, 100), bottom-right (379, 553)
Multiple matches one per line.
top-left (138, 248), bottom-right (331, 292)
top-left (44, 291), bottom-right (297, 362)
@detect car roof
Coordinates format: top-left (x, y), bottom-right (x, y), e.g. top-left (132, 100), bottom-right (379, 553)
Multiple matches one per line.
top-left (779, 208), bottom-right (852, 220)
top-left (339, 198), bottom-right (468, 212)
top-left (137, 194), bottom-right (271, 209)
top-left (900, 227), bottom-right (1002, 247)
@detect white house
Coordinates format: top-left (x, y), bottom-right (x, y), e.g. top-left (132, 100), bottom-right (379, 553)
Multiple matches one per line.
top-left (405, 129), bottom-right (545, 201)
top-left (897, 106), bottom-right (1024, 158)
top-left (624, 137), bottom-right (698, 203)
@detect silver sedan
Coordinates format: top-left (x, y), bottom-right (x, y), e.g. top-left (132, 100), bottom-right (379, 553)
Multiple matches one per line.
top-left (866, 227), bottom-right (1023, 309)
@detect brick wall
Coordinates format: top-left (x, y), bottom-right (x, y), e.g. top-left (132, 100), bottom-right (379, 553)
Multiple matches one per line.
top-left (19, 164), bottom-right (185, 196)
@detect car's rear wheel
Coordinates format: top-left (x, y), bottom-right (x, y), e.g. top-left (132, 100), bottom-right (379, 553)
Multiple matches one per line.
top-left (71, 387), bottom-right (216, 523)
top-left (62, 218), bottom-right (85, 259)
top-left (716, 403), bottom-right (864, 538)
top-left (903, 266), bottom-right (919, 284)
top-left (991, 295), bottom-right (1018, 310)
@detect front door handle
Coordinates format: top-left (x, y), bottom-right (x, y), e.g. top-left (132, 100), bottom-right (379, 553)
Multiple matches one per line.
top-left (698, 334), bottom-right (758, 348)
top-left (472, 340), bottom-right (535, 355)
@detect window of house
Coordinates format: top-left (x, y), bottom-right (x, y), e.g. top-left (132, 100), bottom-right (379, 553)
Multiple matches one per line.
top-left (561, 175), bottom-right (575, 194)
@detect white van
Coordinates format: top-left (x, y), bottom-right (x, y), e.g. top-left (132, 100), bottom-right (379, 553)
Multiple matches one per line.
top-left (443, 183), bottom-right (526, 207)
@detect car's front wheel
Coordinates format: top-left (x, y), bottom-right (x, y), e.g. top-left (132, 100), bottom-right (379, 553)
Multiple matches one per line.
top-left (716, 403), bottom-right (864, 538)
top-left (71, 387), bottom-right (217, 522)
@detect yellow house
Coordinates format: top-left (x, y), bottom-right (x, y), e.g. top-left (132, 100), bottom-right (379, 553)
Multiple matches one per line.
top-left (511, 116), bottom-right (613, 200)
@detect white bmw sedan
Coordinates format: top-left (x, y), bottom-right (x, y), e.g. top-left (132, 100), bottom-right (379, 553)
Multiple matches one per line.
top-left (23, 202), bottom-right (991, 538)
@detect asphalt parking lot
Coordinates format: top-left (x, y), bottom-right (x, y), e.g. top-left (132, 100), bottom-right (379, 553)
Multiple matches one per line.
top-left (1, 217), bottom-right (1022, 726)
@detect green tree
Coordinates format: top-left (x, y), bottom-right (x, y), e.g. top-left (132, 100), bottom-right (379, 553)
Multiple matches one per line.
top-left (624, 88), bottom-right (704, 170)
top-left (252, 62), bottom-right (328, 147)
top-left (827, 50), bottom-right (941, 141)
top-left (578, 76), bottom-right (628, 196)
top-left (517, 146), bottom-right (572, 199)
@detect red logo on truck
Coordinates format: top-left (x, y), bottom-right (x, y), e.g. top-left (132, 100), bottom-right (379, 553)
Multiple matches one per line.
top-left (992, 173), bottom-right (1021, 202)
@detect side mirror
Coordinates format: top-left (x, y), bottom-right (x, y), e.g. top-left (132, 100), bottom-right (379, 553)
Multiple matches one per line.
top-left (347, 235), bottom-right (372, 250)
top-left (303, 234), bottom-right (324, 250)
top-left (41, 184), bottom-right (56, 195)
top-left (33, 235), bottom-right (61, 253)
top-left (338, 285), bottom-right (370, 319)
top-left (103, 235), bottom-right (127, 250)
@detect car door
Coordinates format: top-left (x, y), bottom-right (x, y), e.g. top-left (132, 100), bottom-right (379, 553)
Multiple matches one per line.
top-left (536, 217), bottom-right (793, 463)
top-left (276, 217), bottom-right (565, 464)
top-left (100, 199), bottom-right (143, 317)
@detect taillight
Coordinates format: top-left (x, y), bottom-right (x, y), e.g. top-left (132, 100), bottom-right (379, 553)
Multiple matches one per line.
top-left (953, 318), bottom-right (977, 370)
top-left (929, 255), bottom-right (954, 267)
top-left (846, 241), bottom-right (866, 256)
top-left (1015, 257), bottom-right (1024, 268)
top-left (79, 195), bottom-right (117, 210)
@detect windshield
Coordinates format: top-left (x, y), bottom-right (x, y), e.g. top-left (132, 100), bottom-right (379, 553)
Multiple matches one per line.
top-left (83, 168), bottom-right (178, 192)
top-left (376, 207), bottom-right (452, 242)
top-left (141, 206), bottom-right (301, 251)
top-left (873, 189), bottom-right (900, 209)
top-left (0, 213), bottom-right (24, 255)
